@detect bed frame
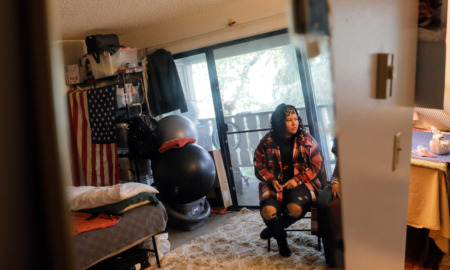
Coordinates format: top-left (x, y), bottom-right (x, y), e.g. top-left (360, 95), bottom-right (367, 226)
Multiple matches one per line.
top-left (72, 202), bottom-right (168, 269)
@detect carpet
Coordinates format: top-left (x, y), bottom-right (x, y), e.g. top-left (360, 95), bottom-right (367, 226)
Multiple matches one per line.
top-left (441, 254), bottom-right (450, 269)
top-left (150, 208), bottom-right (327, 270)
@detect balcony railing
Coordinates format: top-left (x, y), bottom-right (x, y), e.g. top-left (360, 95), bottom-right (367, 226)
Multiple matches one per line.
top-left (195, 105), bottom-right (335, 172)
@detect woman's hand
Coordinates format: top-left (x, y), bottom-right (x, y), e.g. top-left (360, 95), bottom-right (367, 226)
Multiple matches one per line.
top-left (331, 182), bottom-right (341, 199)
top-left (272, 180), bottom-right (284, 192)
top-left (282, 179), bottom-right (298, 190)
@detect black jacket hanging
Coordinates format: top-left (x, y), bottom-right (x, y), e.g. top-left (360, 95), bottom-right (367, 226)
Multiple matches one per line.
top-left (146, 49), bottom-right (187, 116)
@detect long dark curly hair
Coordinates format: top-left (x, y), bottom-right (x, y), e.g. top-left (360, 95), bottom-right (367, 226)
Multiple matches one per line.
top-left (270, 103), bottom-right (306, 142)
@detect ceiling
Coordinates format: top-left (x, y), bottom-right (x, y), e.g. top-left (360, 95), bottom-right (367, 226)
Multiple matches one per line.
top-left (53, 0), bottom-right (232, 40)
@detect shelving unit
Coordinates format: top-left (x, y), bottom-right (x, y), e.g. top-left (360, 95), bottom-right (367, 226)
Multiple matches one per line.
top-left (71, 69), bottom-right (155, 185)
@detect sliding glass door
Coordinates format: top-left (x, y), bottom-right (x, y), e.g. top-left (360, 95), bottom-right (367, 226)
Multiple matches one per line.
top-left (174, 30), bottom-right (334, 208)
top-left (212, 33), bottom-right (310, 206)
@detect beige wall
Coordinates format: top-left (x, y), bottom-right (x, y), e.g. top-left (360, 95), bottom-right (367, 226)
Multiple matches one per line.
top-left (55, 40), bottom-right (87, 186)
top-left (60, 0), bottom-right (291, 65)
top-left (58, 40), bottom-right (87, 66)
top-left (120, 0), bottom-right (290, 56)
top-left (413, 1), bottom-right (450, 130)
top-left (330, 0), bottom-right (417, 269)
top-left (414, 108), bottom-right (450, 131)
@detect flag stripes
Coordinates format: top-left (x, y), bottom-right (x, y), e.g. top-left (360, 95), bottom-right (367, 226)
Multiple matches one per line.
top-left (68, 86), bottom-right (119, 186)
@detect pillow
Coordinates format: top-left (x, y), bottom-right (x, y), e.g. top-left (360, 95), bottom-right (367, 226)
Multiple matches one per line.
top-left (70, 182), bottom-right (159, 211)
top-left (65, 186), bottom-right (96, 202)
top-left (78, 192), bottom-right (159, 216)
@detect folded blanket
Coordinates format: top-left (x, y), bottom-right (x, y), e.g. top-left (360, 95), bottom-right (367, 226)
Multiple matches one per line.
top-left (78, 192), bottom-right (159, 216)
top-left (66, 182), bottom-right (159, 211)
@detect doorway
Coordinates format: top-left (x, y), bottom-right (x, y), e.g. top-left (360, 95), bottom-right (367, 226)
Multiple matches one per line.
top-left (174, 30), bottom-right (334, 208)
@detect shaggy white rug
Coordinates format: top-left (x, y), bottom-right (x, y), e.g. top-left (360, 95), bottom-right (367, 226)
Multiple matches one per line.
top-left (440, 253), bottom-right (450, 269)
top-left (151, 208), bottom-right (327, 270)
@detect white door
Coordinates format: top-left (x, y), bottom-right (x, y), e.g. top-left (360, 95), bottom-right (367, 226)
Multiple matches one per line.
top-left (330, 0), bottom-right (417, 269)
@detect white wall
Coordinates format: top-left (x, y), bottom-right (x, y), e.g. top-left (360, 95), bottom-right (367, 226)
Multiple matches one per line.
top-left (120, 0), bottom-right (290, 55)
top-left (58, 40), bottom-right (87, 66)
top-left (55, 40), bottom-right (87, 186)
top-left (330, 0), bottom-right (417, 269)
top-left (58, 0), bottom-right (291, 67)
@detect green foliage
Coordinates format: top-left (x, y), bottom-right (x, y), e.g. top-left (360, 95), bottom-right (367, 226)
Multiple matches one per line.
top-left (215, 45), bottom-right (312, 115)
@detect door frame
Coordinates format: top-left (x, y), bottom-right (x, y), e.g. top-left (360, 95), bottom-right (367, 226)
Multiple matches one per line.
top-left (173, 29), bottom-right (330, 209)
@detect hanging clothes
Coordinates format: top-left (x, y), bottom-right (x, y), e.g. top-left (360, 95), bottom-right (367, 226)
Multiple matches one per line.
top-left (146, 49), bottom-right (187, 116)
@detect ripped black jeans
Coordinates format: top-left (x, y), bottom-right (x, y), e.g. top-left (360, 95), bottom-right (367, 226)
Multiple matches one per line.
top-left (260, 183), bottom-right (312, 240)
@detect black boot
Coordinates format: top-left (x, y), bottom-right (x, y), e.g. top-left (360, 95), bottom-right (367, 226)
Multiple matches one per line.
top-left (276, 237), bottom-right (292, 257)
top-left (260, 227), bottom-right (273, 240)
top-left (263, 217), bottom-right (291, 257)
top-left (262, 216), bottom-right (285, 240)
top-left (261, 213), bottom-right (300, 239)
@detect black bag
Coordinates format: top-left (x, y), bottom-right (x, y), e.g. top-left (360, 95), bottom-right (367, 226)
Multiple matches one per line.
top-left (85, 34), bottom-right (122, 63)
top-left (90, 247), bottom-right (150, 270)
top-left (128, 115), bottom-right (159, 159)
top-left (116, 104), bottom-right (142, 123)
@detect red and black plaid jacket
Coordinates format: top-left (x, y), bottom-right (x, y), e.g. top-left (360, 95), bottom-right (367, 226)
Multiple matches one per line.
top-left (254, 131), bottom-right (323, 203)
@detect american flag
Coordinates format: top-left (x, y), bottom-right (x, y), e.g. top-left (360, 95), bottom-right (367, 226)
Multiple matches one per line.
top-left (68, 84), bottom-right (119, 186)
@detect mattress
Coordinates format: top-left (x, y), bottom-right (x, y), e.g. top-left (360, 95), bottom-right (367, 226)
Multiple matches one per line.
top-left (72, 202), bottom-right (168, 269)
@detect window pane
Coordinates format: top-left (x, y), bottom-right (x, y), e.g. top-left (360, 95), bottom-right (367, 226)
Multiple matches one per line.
top-left (213, 34), bottom-right (306, 122)
top-left (213, 33), bottom-right (311, 206)
top-left (173, 31), bottom-right (335, 207)
top-left (174, 54), bottom-right (217, 151)
top-left (306, 37), bottom-right (336, 169)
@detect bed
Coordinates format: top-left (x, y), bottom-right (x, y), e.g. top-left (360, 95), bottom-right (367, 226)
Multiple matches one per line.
top-left (66, 183), bottom-right (168, 270)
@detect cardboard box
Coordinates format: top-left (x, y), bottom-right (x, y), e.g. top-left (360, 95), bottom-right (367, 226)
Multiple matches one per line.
top-left (65, 64), bottom-right (82, 85)
top-left (207, 150), bottom-right (232, 208)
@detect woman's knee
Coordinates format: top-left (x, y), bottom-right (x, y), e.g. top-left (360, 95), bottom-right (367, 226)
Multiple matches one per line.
top-left (286, 203), bottom-right (302, 217)
top-left (261, 205), bottom-right (277, 220)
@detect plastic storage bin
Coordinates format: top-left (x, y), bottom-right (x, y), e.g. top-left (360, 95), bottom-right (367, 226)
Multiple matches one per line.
top-left (87, 47), bottom-right (138, 79)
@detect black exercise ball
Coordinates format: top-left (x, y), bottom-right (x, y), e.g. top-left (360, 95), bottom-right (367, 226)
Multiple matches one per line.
top-left (158, 115), bottom-right (198, 144)
top-left (153, 143), bottom-right (216, 204)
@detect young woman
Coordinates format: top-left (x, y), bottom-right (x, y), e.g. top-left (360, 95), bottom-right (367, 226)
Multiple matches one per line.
top-left (254, 103), bottom-right (324, 257)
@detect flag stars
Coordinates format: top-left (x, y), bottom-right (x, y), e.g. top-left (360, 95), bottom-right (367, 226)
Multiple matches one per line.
top-left (87, 84), bottom-right (118, 144)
